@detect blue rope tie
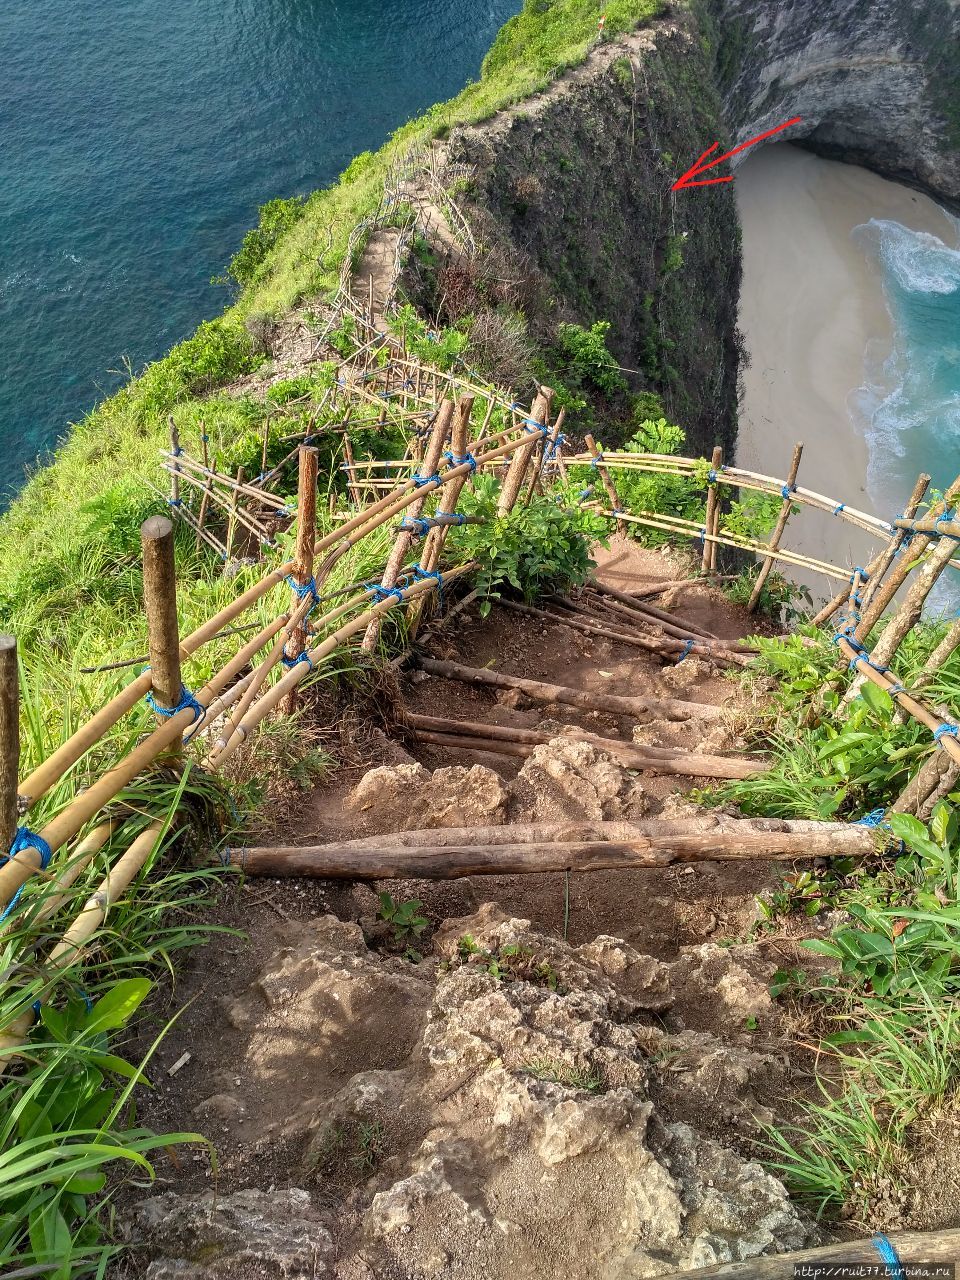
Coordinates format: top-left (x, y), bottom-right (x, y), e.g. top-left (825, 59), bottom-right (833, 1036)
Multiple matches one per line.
top-left (873, 1234), bottom-right (904, 1280)
top-left (937, 508), bottom-right (957, 531)
top-left (399, 517), bottom-right (432, 539)
top-left (412, 471), bottom-right (440, 487)
top-left (201, 433), bottom-right (209, 443)
top-left (0, 828), bottom-right (54, 924)
top-left (281, 651), bottom-right (314, 671)
top-left (707, 469), bottom-right (718, 483)
top-left (145, 684), bottom-right (205, 723)
top-left (544, 434), bottom-right (566, 460)
top-left (781, 483), bottom-right (796, 500)
top-left (855, 808), bottom-right (888, 828)
top-left (284, 574), bottom-right (319, 604)
top-left (934, 723), bottom-right (960, 747)
top-left (367, 584), bottom-right (405, 605)
top-left (167, 497), bottom-right (182, 508)
top-left (412, 564), bottom-right (443, 610)
top-left (851, 566), bottom-right (870, 582)
top-left (444, 450), bottom-right (477, 472)
top-left (888, 683), bottom-right (905, 695)
top-left (675, 639), bottom-right (695, 664)
top-left (523, 419), bottom-right (548, 435)
top-left (171, 445), bottom-right (184, 457)
top-left (578, 487), bottom-right (594, 501)
top-left (590, 453), bottom-right (604, 468)
top-left (698, 527), bottom-right (707, 547)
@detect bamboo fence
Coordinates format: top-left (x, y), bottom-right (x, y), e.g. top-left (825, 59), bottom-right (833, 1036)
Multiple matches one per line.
top-left (4, 137), bottom-right (960, 1065)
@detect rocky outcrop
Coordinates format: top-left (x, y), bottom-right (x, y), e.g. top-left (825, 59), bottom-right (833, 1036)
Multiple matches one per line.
top-left (127, 907), bottom-right (817, 1280)
top-left (702, 0), bottom-right (960, 208)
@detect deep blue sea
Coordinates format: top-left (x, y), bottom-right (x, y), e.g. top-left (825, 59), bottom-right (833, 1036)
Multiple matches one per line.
top-left (0, 0), bottom-right (520, 503)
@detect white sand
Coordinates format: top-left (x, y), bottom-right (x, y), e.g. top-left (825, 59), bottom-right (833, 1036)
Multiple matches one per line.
top-left (735, 144), bottom-right (957, 600)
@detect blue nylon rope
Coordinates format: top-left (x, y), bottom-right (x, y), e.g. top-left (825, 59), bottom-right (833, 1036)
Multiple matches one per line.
top-left (145, 684), bottom-right (204, 722)
top-left (675, 639), bottom-right (695, 664)
top-left (412, 471), bottom-right (440, 487)
top-left (281, 651), bottom-right (314, 671)
top-left (367, 584), bottom-right (405, 605)
top-left (0, 828), bottom-right (54, 924)
top-left (781, 483), bottom-right (796, 500)
top-left (934, 723), bottom-right (960, 747)
top-left (413, 563), bottom-right (443, 610)
top-left (873, 1234), bottom-right (904, 1280)
top-left (444, 450), bottom-right (477, 472)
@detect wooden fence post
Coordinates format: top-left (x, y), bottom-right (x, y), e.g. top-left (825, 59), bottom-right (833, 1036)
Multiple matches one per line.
top-left (141, 516), bottom-right (183, 747)
top-left (285, 446), bottom-right (319, 713)
top-left (0, 636), bottom-right (18, 857)
top-left (168, 417), bottom-right (182, 509)
top-left (225, 465), bottom-right (245, 561)
top-left (748, 442), bottom-right (802, 612)
top-left (584, 433), bottom-right (624, 535)
top-left (497, 390), bottom-right (551, 516)
top-left (702, 447), bottom-right (723, 574)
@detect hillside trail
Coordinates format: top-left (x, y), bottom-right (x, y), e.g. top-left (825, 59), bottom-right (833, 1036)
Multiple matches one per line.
top-left (120, 536), bottom-right (859, 1279)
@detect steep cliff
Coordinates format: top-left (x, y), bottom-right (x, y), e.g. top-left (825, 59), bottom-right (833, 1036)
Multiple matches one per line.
top-left (703, 0), bottom-right (960, 208)
top-left (444, 14), bottom-right (742, 459)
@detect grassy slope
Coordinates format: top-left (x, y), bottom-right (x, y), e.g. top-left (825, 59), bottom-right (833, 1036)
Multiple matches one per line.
top-left (0, 0), bottom-right (662, 634)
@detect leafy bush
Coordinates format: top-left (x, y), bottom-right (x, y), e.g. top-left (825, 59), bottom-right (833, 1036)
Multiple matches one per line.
top-left (135, 320), bottom-right (255, 417)
top-left (554, 321), bottom-right (628, 398)
top-left (452, 476), bottom-right (601, 615)
top-left (225, 195), bottom-right (307, 288)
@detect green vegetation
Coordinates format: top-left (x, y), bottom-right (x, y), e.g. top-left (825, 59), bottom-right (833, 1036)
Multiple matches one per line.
top-left (452, 475), bottom-right (607, 616)
top-left (452, 935), bottom-right (564, 990)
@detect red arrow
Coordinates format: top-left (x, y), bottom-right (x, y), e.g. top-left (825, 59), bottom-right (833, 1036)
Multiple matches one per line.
top-left (671, 117), bottom-right (803, 191)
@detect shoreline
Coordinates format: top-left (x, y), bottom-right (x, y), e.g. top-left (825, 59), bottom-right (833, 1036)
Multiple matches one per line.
top-left (734, 144), bottom-right (958, 600)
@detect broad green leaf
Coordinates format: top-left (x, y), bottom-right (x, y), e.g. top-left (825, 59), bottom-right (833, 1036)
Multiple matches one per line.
top-left (86, 979), bottom-right (152, 1034)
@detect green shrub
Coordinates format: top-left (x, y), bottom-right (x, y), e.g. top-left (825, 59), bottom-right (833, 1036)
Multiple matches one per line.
top-left (135, 320), bottom-right (255, 417)
top-left (451, 476), bottom-right (602, 615)
top-left (225, 195), bottom-right (308, 288)
top-left (555, 321), bottom-right (628, 398)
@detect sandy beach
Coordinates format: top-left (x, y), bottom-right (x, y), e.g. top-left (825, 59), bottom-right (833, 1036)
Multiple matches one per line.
top-left (735, 144), bottom-right (957, 601)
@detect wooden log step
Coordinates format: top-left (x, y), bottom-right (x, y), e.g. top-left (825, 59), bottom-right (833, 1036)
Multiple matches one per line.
top-left (586, 576), bottom-right (720, 640)
top-left (414, 657), bottom-right (724, 722)
top-left (228, 817), bottom-right (880, 879)
top-left (404, 713), bottom-right (766, 780)
top-left (652, 1229), bottom-right (960, 1279)
top-left (497, 598), bottom-right (751, 666)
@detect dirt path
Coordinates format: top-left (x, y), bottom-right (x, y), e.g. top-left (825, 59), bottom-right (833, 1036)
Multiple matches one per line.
top-left (119, 539), bottom-right (842, 1279)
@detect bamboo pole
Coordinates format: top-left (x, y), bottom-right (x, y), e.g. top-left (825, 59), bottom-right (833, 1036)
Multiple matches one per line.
top-left (701, 446), bottom-right (723, 573)
top-left (414, 657), bottom-right (724, 721)
top-left (31, 821), bottom-right (117, 927)
top-left (407, 397), bottom-right (474, 636)
top-left (213, 564), bottom-right (475, 765)
top-left (497, 391), bottom-right (549, 515)
top-left (140, 518), bottom-right (183, 743)
top-left (225, 466), bottom-right (245, 560)
top-left (845, 476), bottom-right (960, 701)
top-left (0, 636), bottom-right (18, 858)
top-left (342, 433), bottom-right (362, 506)
top-left (227, 820), bottom-right (879, 880)
top-left (548, 594), bottom-right (754, 654)
top-left (284, 446), bottom-right (318, 713)
top-left (168, 418), bottom-right (181, 508)
top-left (855, 472), bottom-right (931, 616)
top-left (590, 506), bottom-right (852, 582)
top-left (0, 821), bottom-right (167, 1063)
top-left (854, 472), bottom-right (934, 636)
top-left (360, 402), bottom-right (453, 651)
top-left (0, 616), bottom-right (290, 912)
top-left (748, 442), bottom-right (802, 612)
top-left (161, 465), bottom-right (276, 546)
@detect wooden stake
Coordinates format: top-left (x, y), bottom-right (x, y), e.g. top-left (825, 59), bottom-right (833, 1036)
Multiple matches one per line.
top-left (497, 390), bottom-right (550, 515)
top-left (748, 442), bottom-right (802, 612)
top-left (284, 447), bottom-right (318, 713)
top-left (168, 417), bottom-right (182, 508)
top-left (342, 433), bottom-right (362, 506)
top-left (701, 446), bottom-right (723, 573)
top-left (584, 433), bottom-right (625, 535)
top-left (225, 466), bottom-right (245, 561)
top-left (141, 517), bottom-right (183, 736)
top-left (0, 636), bottom-right (18, 857)
top-left (585, 578), bottom-right (719, 640)
top-left (854, 471), bottom-right (931, 635)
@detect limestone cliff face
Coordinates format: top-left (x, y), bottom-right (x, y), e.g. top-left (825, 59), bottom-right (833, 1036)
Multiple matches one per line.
top-left (704, 0), bottom-right (960, 208)
top-left (445, 16), bottom-right (742, 459)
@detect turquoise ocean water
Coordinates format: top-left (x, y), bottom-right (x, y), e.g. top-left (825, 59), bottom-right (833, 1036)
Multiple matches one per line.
top-left (853, 217), bottom-right (960, 519)
top-left (0, 0), bottom-right (519, 503)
